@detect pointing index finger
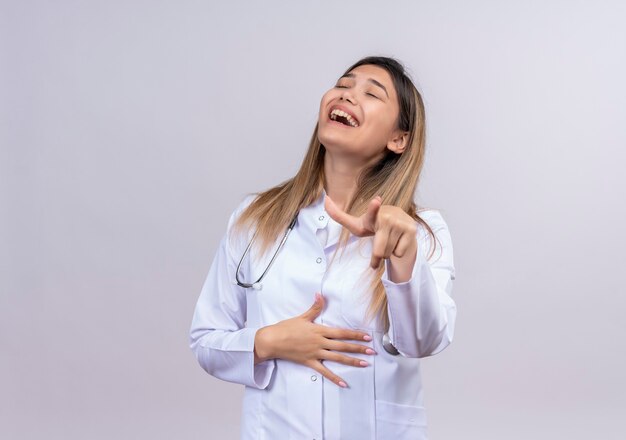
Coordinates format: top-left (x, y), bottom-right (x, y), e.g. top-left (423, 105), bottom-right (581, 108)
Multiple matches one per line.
top-left (363, 196), bottom-right (382, 232)
top-left (325, 195), bottom-right (364, 236)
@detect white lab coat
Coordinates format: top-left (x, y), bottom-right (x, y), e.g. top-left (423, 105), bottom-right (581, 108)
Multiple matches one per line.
top-left (189, 189), bottom-right (457, 440)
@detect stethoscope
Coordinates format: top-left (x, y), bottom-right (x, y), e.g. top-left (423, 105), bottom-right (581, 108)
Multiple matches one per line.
top-left (234, 211), bottom-right (299, 291)
top-left (233, 210), bottom-right (400, 355)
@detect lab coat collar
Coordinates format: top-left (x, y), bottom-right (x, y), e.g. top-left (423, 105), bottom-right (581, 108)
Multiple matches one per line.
top-left (302, 187), bottom-right (330, 230)
top-left (301, 188), bottom-right (355, 251)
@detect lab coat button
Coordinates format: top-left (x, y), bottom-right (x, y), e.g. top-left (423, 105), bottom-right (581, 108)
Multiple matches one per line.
top-left (311, 375), bottom-right (317, 381)
top-left (318, 215), bottom-right (325, 221)
top-left (316, 257), bottom-right (322, 264)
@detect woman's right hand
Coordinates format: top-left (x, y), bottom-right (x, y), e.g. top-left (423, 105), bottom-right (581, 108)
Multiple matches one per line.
top-left (253, 292), bottom-right (376, 388)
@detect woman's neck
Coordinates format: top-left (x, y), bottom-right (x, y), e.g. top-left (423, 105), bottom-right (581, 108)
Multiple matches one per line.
top-left (323, 150), bottom-right (381, 211)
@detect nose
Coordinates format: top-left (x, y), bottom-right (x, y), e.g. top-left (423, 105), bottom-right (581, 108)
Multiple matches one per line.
top-left (339, 88), bottom-right (356, 104)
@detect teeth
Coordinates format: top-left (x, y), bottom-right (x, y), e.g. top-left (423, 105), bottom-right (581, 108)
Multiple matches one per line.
top-left (329, 108), bottom-right (359, 127)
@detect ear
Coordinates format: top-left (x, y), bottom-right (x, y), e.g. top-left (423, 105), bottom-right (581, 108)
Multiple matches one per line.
top-left (386, 129), bottom-right (409, 155)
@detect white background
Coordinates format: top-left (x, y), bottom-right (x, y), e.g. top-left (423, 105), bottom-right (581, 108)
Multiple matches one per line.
top-left (1, 1), bottom-right (625, 439)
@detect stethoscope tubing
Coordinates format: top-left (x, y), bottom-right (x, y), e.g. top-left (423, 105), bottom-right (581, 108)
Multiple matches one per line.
top-left (234, 211), bottom-right (299, 290)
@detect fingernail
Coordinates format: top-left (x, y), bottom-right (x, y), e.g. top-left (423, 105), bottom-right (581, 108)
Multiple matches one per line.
top-left (365, 348), bottom-right (376, 355)
top-left (359, 360), bottom-right (369, 367)
top-left (338, 381), bottom-right (347, 388)
top-left (315, 292), bottom-right (321, 301)
top-left (363, 335), bottom-right (372, 341)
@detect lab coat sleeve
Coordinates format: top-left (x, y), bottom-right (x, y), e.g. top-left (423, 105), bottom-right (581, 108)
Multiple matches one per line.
top-left (380, 210), bottom-right (457, 358)
top-left (189, 195), bottom-right (276, 389)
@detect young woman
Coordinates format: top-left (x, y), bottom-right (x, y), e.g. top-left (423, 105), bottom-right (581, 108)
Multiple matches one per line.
top-left (189, 56), bottom-right (457, 440)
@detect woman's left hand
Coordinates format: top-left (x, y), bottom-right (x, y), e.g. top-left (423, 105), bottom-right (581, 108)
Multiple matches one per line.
top-left (324, 194), bottom-right (418, 272)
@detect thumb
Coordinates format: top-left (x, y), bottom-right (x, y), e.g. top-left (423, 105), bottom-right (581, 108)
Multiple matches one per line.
top-left (301, 292), bottom-right (324, 321)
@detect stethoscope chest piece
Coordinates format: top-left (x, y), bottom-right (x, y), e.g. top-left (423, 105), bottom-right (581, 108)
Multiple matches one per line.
top-left (382, 333), bottom-right (400, 355)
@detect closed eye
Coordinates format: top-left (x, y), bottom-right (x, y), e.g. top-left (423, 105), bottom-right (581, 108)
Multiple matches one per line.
top-left (335, 85), bottom-right (379, 99)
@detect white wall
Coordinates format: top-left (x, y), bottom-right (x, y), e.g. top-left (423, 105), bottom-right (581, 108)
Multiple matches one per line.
top-left (1, 1), bottom-right (625, 439)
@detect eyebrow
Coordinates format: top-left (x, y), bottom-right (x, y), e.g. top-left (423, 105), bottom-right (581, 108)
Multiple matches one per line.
top-left (339, 72), bottom-right (389, 98)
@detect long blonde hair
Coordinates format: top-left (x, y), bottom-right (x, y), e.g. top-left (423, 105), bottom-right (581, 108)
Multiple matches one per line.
top-left (231, 56), bottom-right (440, 331)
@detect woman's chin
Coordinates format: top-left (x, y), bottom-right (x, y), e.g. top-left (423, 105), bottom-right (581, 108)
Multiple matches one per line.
top-left (319, 137), bottom-right (351, 153)
top-left (319, 131), bottom-right (354, 150)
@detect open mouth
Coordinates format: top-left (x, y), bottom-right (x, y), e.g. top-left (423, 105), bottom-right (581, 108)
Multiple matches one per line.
top-left (328, 108), bottom-right (359, 128)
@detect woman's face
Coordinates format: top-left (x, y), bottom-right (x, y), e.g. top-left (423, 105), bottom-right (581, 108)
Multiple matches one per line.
top-left (317, 64), bottom-right (407, 161)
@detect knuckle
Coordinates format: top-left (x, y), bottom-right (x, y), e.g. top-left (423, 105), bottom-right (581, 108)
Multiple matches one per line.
top-left (325, 328), bottom-right (338, 338)
top-left (343, 343), bottom-right (356, 352)
top-left (310, 322), bottom-right (324, 338)
top-left (340, 330), bottom-right (353, 339)
top-left (343, 356), bottom-right (355, 366)
top-left (353, 344), bottom-right (365, 353)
